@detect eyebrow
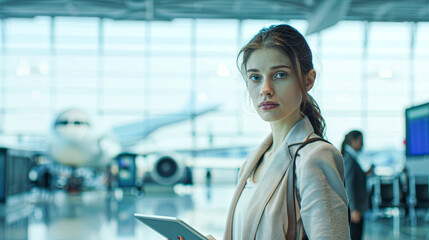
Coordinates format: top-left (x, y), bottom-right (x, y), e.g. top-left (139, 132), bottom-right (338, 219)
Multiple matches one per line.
top-left (246, 65), bottom-right (292, 72)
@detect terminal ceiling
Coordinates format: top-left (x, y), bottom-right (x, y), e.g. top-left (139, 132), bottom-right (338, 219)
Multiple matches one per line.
top-left (0, 0), bottom-right (427, 34)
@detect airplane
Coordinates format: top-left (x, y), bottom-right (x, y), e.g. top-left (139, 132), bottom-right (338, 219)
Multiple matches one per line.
top-left (31, 98), bottom-right (251, 192)
top-left (49, 108), bottom-right (120, 169)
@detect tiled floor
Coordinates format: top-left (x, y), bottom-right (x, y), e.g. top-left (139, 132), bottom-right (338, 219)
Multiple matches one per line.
top-left (2, 184), bottom-right (429, 240)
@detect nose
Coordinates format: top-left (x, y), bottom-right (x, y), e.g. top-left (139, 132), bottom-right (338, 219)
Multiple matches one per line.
top-left (260, 79), bottom-right (274, 97)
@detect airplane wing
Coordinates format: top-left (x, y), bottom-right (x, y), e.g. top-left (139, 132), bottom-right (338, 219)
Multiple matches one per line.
top-left (112, 103), bottom-right (219, 147)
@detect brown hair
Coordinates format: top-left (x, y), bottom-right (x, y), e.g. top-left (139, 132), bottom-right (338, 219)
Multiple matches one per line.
top-left (237, 24), bottom-right (326, 137)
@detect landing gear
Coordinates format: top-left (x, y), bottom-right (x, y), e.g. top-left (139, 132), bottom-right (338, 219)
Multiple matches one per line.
top-left (65, 168), bottom-right (84, 193)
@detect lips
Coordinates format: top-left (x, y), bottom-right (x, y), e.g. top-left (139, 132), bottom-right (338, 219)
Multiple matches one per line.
top-left (259, 101), bottom-right (279, 110)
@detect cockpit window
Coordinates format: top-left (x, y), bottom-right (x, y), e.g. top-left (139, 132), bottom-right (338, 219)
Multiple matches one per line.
top-left (55, 120), bottom-right (90, 126)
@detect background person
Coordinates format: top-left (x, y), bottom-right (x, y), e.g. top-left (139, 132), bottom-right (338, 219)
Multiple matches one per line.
top-left (342, 130), bottom-right (373, 240)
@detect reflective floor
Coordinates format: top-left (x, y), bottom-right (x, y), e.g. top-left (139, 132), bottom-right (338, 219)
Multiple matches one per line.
top-left (2, 184), bottom-right (429, 240)
top-left (1, 184), bottom-right (234, 240)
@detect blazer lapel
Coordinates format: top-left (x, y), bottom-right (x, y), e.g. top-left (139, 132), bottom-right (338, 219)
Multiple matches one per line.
top-left (242, 135), bottom-right (293, 239)
top-left (224, 134), bottom-right (272, 239)
top-left (223, 116), bottom-right (317, 240)
top-left (241, 116), bottom-right (316, 239)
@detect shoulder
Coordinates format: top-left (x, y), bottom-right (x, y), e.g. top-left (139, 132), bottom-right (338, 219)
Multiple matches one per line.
top-left (302, 140), bottom-right (343, 166)
top-left (342, 151), bottom-right (355, 162)
top-left (342, 151), bottom-right (358, 171)
top-left (297, 140), bottom-right (345, 181)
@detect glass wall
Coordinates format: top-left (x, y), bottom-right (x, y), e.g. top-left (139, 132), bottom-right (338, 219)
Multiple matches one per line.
top-left (0, 17), bottom-right (428, 152)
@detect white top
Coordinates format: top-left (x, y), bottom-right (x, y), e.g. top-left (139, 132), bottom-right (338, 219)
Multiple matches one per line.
top-left (232, 168), bottom-right (258, 240)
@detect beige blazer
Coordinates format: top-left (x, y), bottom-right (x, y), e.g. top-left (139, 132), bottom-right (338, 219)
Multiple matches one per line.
top-left (223, 116), bottom-right (350, 240)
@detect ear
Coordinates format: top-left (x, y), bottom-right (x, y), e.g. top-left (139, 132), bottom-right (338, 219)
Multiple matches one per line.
top-left (304, 69), bottom-right (316, 92)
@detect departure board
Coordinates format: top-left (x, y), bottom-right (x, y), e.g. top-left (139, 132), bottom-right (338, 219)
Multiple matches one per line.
top-left (406, 102), bottom-right (429, 157)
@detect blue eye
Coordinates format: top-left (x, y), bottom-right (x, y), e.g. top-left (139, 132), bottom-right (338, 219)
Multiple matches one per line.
top-left (274, 72), bottom-right (288, 79)
top-left (249, 74), bottom-right (261, 81)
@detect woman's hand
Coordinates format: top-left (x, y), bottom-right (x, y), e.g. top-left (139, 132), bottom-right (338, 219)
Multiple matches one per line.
top-left (351, 210), bottom-right (362, 223)
top-left (176, 235), bottom-right (216, 240)
top-left (366, 164), bottom-right (375, 175)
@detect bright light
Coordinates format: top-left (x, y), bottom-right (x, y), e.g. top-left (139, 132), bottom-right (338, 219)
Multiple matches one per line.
top-left (38, 61), bottom-right (50, 75)
top-left (217, 61), bottom-right (230, 77)
top-left (374, 166), bottom-right (394, 176)
top-left (198, 93), bottom-right (208, 102)
top-left (16, 58), bottom-right (31, 76)
top-left (378, 68), bottom-right (392, 79)
top-left (31, 90), bottom-right (42, 100)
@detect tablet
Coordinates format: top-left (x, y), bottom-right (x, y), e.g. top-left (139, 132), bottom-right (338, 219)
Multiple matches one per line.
top-left (134, 213), bottom-right (209, 240)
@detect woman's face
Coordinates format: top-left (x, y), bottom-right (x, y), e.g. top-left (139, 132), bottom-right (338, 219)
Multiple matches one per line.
top-left (351, 135), bottom-right (363, 151)
top-left (245, 48), bottom-right (302, 123)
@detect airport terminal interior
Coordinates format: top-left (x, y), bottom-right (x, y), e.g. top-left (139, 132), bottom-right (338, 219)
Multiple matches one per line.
top-left (1, 0), bottom-right (429, 239)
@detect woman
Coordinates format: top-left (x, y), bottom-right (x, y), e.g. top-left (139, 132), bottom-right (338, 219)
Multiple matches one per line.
top-left (181, 24), bottom-right (350, 240)
top-left (341, 130), bottom-right (372, 240)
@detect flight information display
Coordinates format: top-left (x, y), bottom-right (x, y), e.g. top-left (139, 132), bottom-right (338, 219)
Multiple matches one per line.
top-left (0, 152), bottom-right (4, 201)
top-left (406, 102), bottom-right (429, 157)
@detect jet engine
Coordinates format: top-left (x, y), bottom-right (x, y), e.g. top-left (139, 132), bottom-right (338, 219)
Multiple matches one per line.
top-left (145, 153), bottom-right (188, 186)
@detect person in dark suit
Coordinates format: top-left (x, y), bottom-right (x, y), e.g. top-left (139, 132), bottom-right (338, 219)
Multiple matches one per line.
top-left (341, 130), bottom-right (373, 240)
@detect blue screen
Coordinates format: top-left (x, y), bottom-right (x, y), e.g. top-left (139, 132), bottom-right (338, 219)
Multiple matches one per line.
top-left (408, 118), bottom-right (429, 155)
top-left (406, 103), bottom-right (429, 157)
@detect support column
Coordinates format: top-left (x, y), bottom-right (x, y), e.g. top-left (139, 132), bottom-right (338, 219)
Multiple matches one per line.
top-left (409, 22), bottom-right (416, 105)
top-left (97, 18), bottom-right (105, 115)
top-left (49, 17), bottom-right (56, 113)
top-left (361, 21), bottom-right (369, 130)
top-left (190, 19), bottom-right (197, 156)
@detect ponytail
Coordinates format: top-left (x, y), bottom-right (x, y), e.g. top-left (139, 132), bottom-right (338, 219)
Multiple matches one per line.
top-left (301, 94), bottom-right (325, 138)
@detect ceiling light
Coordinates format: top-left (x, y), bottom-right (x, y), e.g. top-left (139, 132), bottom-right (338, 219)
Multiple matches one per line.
top-left (217, 61), bottom-right (229, 77)
top-left (16, 59), bottom-right (31, 76)
top-left (31, 90), bottom-right (42, 100)
top-left (378, 67), bottom-right (392, 79)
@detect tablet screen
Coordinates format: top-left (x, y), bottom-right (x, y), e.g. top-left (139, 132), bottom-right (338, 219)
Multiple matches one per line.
top-left (134, 213), bottom-right (208, 240)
